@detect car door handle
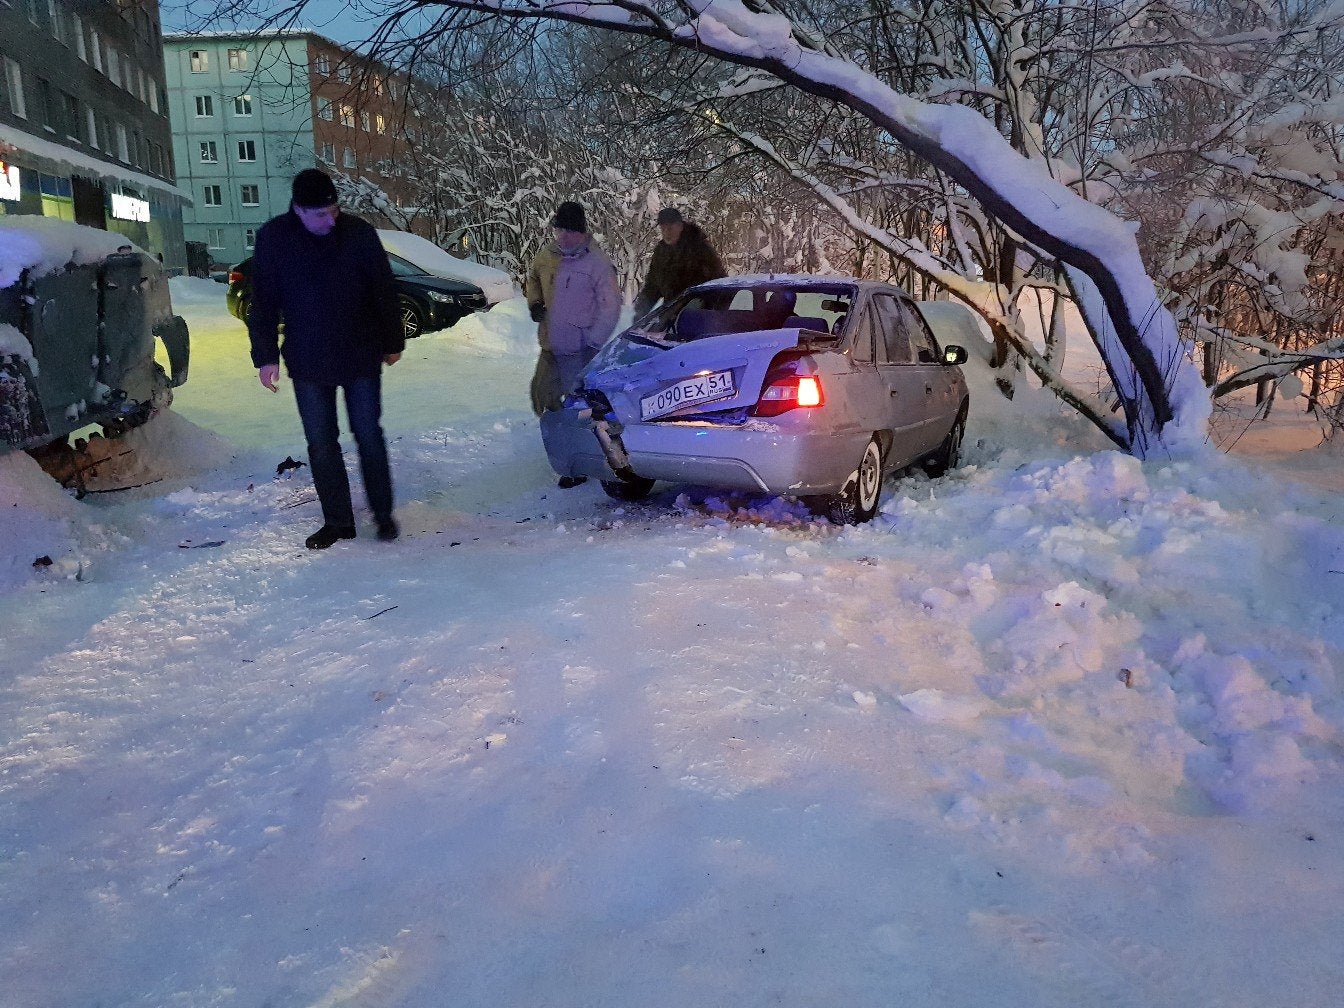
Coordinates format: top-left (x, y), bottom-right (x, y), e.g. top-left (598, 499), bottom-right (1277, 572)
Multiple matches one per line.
top-left (890, 390), bottom-right (899, 397)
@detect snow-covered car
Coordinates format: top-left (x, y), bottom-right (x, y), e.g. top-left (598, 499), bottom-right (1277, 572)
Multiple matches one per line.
top-left (374, 229), bottom-right (516, 306)
top-left (541, 275), bottom-right (969, 522)
top-left (1, 218), bottom-right (188, 465)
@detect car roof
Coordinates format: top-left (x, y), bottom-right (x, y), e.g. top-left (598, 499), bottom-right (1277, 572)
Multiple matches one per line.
top-left (691, 273), bottom-right (890, 294)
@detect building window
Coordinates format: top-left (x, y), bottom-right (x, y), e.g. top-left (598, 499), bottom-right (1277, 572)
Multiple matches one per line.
top-left (240, 184), bottom-right (259, 205)
top-left (339, 104), bottom-right (354, 128)
top-left (203, 185), bottom-right (222, 207)
top-left (245, 228), bottom-right (256, 249)
top-left (206, 227), bottom-right (226, 248)
top-left (90, 30), bottom-right (102, 73)
top-left (317, 97), bottom-right (332, 122)
top-left (343, 148), bottom-right (355, 169)
top-left (237, 140), bottom-right (256, 162)
top-left (336, 63), bottom-right (349, 82)
top-left (199, 140), bottom-right (217, 163)
top-left (26, 0), bottom-right (40, 27)
top-left (227, 48), bottom-right (249, 71)
top-left (320, 143), bottom-right (335, 164)
top-left (1, 58), bottom-right (24, 119)
top-left (375, 113), bottom-right (385, 134)
top-left (85, 106), bottom-right (98, 148)
top-left (61, 91), bottom-right (79, 140)
top-left (148, 82), bottom-right (159, 114)
top-left (314, 54), bottom-right (329, 75)
top-left (106, 47), bottom-right (120, 85)
top-left (190, 50), bottom-right (209, 73)
top-left (359, 110), bottom-right (369, 131)
top-left (72, 14), bottom-right (86, 61)
top-left (115, 122), bottom-right (128, 162)
top-left (47, 0), bottom-right (64, 43)
top-left (234, 94), bottom-right (252, 116)
top-left (37, 77), bottom-right (54, 132)
top-left (195, 95), bottom-right (214, 117)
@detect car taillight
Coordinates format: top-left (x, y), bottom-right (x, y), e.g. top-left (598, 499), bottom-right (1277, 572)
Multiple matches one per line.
top-left (753, 368), bottom-right (824, 417)
top-left (228, 271), bottom-right (244, 286)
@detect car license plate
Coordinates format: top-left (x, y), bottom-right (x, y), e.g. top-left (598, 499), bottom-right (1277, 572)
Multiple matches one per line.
top-left (641, 370), bottom-right (735, 419)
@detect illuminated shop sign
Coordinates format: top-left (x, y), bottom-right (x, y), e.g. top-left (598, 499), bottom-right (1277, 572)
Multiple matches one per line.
top-left (0, 161), bottom-right (19, 202)
top-left (111, 192), bottom-right (150, 221)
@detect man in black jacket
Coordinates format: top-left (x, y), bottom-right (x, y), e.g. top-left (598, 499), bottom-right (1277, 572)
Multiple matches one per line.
top-left (633, 207), bottom-right (726, 317)
top-left (249, 168), bottom-right (405, 549)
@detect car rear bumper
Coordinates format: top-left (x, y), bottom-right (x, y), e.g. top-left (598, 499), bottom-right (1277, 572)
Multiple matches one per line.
top-left (540, 407), bottom-right (870, 495)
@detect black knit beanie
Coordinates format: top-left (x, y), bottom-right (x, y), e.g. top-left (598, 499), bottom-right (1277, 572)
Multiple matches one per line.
top-left (292, 168), bottom-right (338, 208)
top-left (551, 201), bottom-right (587, 233)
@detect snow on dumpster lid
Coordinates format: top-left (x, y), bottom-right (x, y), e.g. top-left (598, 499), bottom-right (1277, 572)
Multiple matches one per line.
top-left (0, 216), bottom-right (143, 289)
top-left (376, 229), bottom-right (516, 305)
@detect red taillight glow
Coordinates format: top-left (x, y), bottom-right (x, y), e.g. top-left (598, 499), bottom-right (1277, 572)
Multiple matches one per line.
top-left (754, 374), bottom-right (825, 417)
top-left (228, 271), bottom-right (244, 285)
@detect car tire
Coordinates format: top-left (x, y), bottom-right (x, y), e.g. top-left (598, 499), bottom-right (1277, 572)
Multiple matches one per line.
top-left (600, 475), bottom-right (656, 502)
top-left (399, 295), bottom-right (426, 339)
top-left (811, 435), bottom-right (883, 524)
top-left (923, 406), bottom-right (966, 478)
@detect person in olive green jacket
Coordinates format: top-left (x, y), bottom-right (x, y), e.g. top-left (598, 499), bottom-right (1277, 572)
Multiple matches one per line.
top-left (525, 237), bottom-right (564, 414)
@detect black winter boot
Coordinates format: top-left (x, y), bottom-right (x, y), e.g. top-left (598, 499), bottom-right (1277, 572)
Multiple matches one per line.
top-left (305, 524), bottom-right (357, 549)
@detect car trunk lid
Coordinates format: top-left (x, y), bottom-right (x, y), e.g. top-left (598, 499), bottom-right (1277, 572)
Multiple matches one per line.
top-left (584, 327), bottom-right (823, 424)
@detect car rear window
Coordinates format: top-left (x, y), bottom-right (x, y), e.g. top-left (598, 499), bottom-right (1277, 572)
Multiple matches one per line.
top-left (642, 286), bottom-right (854, 342)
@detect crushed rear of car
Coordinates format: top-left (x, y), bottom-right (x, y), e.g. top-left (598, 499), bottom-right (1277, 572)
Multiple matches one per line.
top-left (540, 275), bottom-right (969, 522)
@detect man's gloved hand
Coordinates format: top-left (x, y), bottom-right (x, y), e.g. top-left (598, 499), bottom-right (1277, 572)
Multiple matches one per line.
top-left (529, 301), bottom-right (547, 323)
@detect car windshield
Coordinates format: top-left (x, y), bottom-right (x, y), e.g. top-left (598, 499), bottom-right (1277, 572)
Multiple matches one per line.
top-left (634, 283), bottom-right (856, 344)
top-left (388, 253), bottom-right (429, 277)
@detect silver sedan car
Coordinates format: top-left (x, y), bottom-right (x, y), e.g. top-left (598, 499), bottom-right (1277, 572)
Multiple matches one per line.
top-left (540, 275), bottom-right (970, 522)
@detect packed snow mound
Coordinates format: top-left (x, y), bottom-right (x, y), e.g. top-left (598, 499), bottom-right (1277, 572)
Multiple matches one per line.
top-left (77, 409), bottom-right (234, 494)
top-left (168, 275), bottom-right (232, 307)
top-left (0, 449), bottom-right (81, 592)
top-left (0, 216), bottom-right (143, 288)
top-left (376, 229), bottom-right (517, 305)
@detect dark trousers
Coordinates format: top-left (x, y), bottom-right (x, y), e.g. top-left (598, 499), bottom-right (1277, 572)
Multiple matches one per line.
top-left (293, 377), bottom-right (393, 528)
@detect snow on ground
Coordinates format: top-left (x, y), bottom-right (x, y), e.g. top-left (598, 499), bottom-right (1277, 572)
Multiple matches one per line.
top-left (1, 278), bottom-right (1341, 1007)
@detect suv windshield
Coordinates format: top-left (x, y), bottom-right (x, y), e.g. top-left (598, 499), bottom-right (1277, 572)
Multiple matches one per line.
top-left (636, 283), bottom-right (856, 343)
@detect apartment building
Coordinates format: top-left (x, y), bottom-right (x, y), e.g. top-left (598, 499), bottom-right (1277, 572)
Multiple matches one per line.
top-left (164, 30), bottom-right (418, 270)
top-left (0, 0), bottom-right (187, 268)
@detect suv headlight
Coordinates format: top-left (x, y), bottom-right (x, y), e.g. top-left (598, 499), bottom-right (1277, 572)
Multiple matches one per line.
top-left (425, 290), bottom-right (456, 304)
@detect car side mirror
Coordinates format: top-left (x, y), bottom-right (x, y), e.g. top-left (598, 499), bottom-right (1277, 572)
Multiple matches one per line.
top-left (943, 345), bottom-right (968, 365)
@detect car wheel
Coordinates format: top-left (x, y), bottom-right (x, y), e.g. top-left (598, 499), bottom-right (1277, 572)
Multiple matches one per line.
top-left (811, 436), bottom-right (883, 524)
top-left (600, 475), bottom-right (655, 502)
top-left (400, 295), bottom-right (426, 339)
top-left (923, 407), bottom-right (966, 478)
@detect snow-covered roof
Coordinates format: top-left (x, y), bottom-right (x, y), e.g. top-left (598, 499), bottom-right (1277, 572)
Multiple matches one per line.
top-left (0, 124), bottom-right (192, 202)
